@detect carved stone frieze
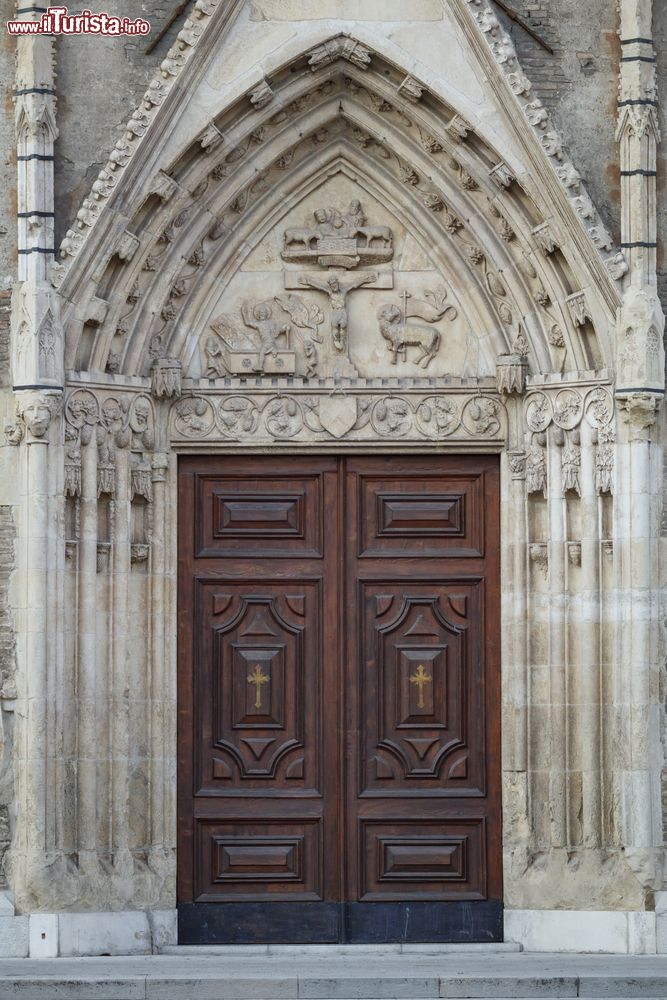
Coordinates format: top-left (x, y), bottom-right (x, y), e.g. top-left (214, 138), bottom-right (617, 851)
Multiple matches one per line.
top-left (170, 389), bottom-right (507, 446)
top-left (525, 386), bottom-right (613, 435)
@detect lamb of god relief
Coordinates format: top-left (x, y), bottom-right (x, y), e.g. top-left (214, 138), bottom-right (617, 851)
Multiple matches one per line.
top-left (201, 197), bottom-right (459, 380)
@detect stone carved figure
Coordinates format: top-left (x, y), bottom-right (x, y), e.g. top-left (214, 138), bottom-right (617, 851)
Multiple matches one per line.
top-left (240, 302), bottom-right (291, 371)
top-left (273, 294), bottom-right (324, 377)
top-left (299, 272), bottom-right (377, 352)
top-left (417, 397), bottom-right (458, 437)
top-left (205, 297), bottom-right (319, 377)
top-left (274, 295), bottom-right (324, 340)
top-left (377, 303), bottom-right (441, 369)
top-left (175, 397), bottom-right (213, 437)
top-left (204, 334), bottom-right (229, 377)
top-left (562, 442), bottom-right (581, 495)
top-left (372, 397), bottom-right (412, 437)
top-left (130, 396), bottom-right (155, 452)
top-left (526, 442), bottom-right (547, 497)
top-left (596, 453), bottom-right (613, 495)
top-left (98, 396), bottom-right (130, 463)
top-left (595, 434), bottom-right (614, 495)
top-left (467, 398), bottom-right (501, 436)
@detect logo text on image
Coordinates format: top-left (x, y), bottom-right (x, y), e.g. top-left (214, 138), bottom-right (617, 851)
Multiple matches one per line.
top-left (7, 6), bottom-right (151, 36)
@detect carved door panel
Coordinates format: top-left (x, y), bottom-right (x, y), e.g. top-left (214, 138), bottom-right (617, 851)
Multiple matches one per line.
top-left (178, 454), bottom-right (501, 944)
top-left (343, 456), bottom-right (502, 941)
top-left (178, 456), bottom-right (343, 942)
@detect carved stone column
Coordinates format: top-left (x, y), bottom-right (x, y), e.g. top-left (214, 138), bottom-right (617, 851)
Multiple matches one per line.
top-left (614, 393), bottom-right (664, 887)
top-left (12, 0), bottom-right (62, 395)
top-left (612, 0), bottom-right (665, 893)
top-left (6, 392), bottom-right (63, 910)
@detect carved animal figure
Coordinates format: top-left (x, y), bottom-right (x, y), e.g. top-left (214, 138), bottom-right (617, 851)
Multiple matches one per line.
top-left (283, 227), bottom-right (319, 252)
top-left (377, 303), bottom-right (441, 369)
top-left (354, 225), bottom-right (393, 249)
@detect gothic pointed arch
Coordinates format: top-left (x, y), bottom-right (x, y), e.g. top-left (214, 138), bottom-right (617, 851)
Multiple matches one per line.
top-left (52, 1), bottom-right (624, 389)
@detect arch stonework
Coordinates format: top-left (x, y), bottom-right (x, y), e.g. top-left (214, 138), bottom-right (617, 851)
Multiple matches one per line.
top-left (5, 0), bottom-right (666, 953)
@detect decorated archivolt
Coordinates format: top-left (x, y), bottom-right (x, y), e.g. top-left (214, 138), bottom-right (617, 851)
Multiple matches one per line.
top-left (52, 31), bottom-right (620, 389)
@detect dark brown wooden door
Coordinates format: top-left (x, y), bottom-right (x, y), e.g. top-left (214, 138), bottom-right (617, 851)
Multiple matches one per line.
top-left (178, 455), bottom-right (501, 944)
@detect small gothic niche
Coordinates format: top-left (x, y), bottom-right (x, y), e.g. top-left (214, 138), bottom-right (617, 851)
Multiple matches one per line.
top-left (130, 192), bottom-right (170, 237)
top-left (73, 323), bottom-right (98, 371)
top-left (131, 495), bottom-right (150, 568)
top-left (97, 497), bottom-right (113, 574)
top-left (65, 496), bottom-right (79, 562)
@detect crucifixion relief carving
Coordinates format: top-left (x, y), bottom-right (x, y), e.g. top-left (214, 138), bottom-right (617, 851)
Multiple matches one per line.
top-left (296, 271), bottom-right (378, 352)
top-left (198, 195), bottom-right (467, 380)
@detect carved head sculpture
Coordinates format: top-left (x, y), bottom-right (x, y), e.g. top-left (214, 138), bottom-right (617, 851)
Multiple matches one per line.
top-left (102, 398), bottom-right (124, 433)
top-left (68, 392), bottom-right (98, 428)
top-left (253, 303), bottom-right (272, 321)
top-left (133, 397), bottom-right (151, 431)
top-left (327, 276), bottom-right (340, 292)
top-left (21, 400), bottom-right (52, 438)
top-left (314, 209), bottom-right (328, 225)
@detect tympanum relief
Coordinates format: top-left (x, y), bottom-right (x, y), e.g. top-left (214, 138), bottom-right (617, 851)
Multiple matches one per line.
top-left (195, 179), bottom-right (475, 381)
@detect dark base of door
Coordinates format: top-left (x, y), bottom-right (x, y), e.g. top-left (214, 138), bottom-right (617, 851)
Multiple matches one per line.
top-left (178, 901), bottom-right (504, 945)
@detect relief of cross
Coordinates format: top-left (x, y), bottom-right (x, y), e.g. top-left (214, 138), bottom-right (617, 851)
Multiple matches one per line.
top-left (247, 664), bottom-right (270, 710)
top-left (409, 663), bottom-right (432, 709)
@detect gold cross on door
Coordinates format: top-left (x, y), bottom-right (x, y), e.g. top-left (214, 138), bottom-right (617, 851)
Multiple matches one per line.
top-left (247, 664), bottom-right (270, 710)
top-left (409, 663), bottom-right (432, 709)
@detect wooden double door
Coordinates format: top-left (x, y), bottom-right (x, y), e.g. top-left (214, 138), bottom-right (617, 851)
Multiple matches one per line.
top-left (178, 455), bottom-right (501, 943)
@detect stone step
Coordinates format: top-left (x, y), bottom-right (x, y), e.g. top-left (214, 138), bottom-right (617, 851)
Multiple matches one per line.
top-left (160, 944), bottom-right (523, 957)
top-left (1, 954), bottom-right (667, 999)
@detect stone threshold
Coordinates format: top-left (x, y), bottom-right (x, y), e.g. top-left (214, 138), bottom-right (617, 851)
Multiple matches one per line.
top-left (160, 943), bottom-right (522, 956)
